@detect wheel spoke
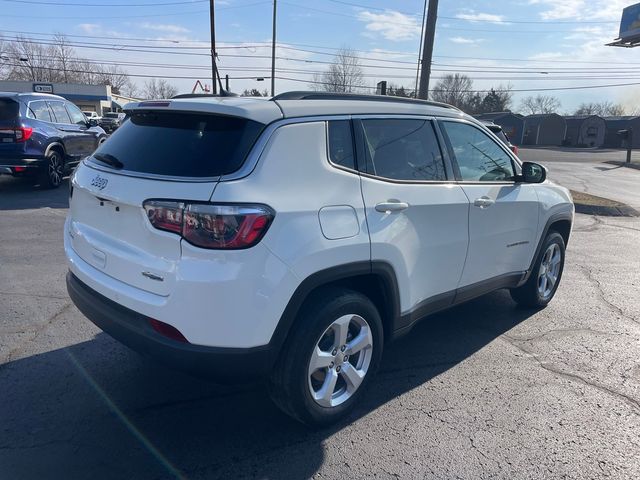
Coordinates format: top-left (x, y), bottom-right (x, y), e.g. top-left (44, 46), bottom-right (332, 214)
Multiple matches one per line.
top-left (346, 326), bottom-right (372, 355)
top-left (309, 346), bottom-right (334, 373)
top-left (314, 368), bottom-right (338, 407)
top-left (539, 274), bottom-right (548, 293)
top-left (340, 363), bottom-right (364, 392)
top-left (547, 272), bottom-right (556, 288)
top-left (333, 315), bottom-right (351, 349)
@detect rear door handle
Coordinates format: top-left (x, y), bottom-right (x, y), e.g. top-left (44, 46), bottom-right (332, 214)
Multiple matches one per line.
top-left (473, 196), bottom-right (495, 208)
top-left (375, 201), bottom-right (409, 213)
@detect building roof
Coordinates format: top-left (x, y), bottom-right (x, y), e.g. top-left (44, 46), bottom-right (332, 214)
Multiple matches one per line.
top-left (475, 112), bottom-right (521, 121)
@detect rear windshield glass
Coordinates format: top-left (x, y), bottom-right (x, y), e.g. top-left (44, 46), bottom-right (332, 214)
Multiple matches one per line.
top-left (91, 112), bottom-right (264, 177)
top-left (0, 99), bottom-right (19, 121)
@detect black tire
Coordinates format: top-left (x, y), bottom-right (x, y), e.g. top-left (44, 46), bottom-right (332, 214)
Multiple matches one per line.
top-left (510, 232), bottom-right (566, 308)
top-left (269, 288), bottom-right (384, 427)
top-left (38, 150), bottom-right (64, 189)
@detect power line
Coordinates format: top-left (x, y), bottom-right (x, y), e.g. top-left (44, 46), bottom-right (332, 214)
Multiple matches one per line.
top-left (1, 0), bottom-right (207, 6)
top-left (319, 0), bottom-right (617, 24)
top-left (1, 0), bottom-right (270, 18)
top-left (278, 75), bottom-right (640, 93)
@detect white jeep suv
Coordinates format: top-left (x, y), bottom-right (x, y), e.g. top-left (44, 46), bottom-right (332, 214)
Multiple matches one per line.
top-left (65, 92), bottom-right (574, 426)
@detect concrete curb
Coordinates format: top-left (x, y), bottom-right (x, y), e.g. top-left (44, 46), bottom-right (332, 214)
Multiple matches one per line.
top-left (574, 203), bottom-right (640, 217)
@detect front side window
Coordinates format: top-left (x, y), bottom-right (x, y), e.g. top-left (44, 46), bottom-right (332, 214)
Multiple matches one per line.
top-left (66, 103), bottom-right (87, 125)
top-left (440, 121), bottom-right (515, 182)
top-left (360, 118), bottom-right (446, 181)
top-left (48, 101), bottom-right (72, 124)
top-left (327, 120), bottom-right (355, 170)
top-left (28, 101), bottom-right (52, 122)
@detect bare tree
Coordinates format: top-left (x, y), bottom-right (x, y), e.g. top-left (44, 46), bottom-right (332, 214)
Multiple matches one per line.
top-left (429, 74), bottom-right (489, 113)
top-left (143, 78), bottom-right (178, 99)
top-left (519, 95), bottom-right (561, 115)
top-left (574, 101), bottom-right (626, 116)
top-left (311, 47), bottom-right (364, 93)
top-left (5, 35), bottom-right (59, 82)
top-left (242, 88), bottom-right (269, 97)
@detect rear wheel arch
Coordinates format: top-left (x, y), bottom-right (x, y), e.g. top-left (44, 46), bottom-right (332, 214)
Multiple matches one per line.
top-left (45, 142), bottom-right (66, 162)
top-left (270, 261), bottom-right (401, 354)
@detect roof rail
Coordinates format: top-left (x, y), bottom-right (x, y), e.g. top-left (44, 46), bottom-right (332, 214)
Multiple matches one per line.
top-left (270, 91), bottom-right (460, 111)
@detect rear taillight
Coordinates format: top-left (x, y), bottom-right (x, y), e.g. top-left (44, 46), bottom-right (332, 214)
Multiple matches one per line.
top-left (143, 201), bottom-right (274, 250)
top-left (511, 145), bottom-right (519, 156)
top-left (15, 127), bottom-right (33, 143)
top-left (143, 201), bottom-right (184, 234)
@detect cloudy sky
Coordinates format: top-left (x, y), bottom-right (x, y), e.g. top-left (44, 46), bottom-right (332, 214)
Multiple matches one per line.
top-left (2, 0), bottom-right (639, 112)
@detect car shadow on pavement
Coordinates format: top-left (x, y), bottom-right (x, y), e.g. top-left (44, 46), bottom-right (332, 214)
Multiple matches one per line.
top-left (0, 290), bottom-right (536, 480)
top-left (0, 176), bottom-right (70, 210)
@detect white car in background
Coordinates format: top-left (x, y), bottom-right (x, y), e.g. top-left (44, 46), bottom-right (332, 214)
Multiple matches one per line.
top-left (65, 92), bottom-right (574, 426)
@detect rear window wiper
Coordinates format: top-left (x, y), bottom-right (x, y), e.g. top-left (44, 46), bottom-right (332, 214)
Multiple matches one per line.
top-left (93, 153), bottom-right (124, 170)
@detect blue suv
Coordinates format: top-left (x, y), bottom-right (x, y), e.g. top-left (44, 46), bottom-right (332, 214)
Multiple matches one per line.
top-left (0, 92), bottom-right (107, 188)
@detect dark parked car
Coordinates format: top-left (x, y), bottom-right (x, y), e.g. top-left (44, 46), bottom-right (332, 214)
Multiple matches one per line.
top-left (99, 112), bottom-right (125, 133)
top-left (482, 121), bottom-right (519, 156)
top-left (0, 92), bottom-right (107, 188)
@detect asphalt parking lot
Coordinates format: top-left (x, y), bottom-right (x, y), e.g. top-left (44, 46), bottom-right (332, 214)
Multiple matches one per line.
top-left (1, 154), bottom-right (639, 479)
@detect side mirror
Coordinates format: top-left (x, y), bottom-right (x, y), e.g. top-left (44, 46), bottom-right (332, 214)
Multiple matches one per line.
top-left (87, 118), bottom-right (98, 127)
top-left (519, 161), bottom-right (547, 184)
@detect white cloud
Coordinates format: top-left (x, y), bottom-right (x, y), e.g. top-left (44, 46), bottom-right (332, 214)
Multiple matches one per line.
top-left (78, 23), bottom-right (100, 34)
top-left (449, 36), bottom-right (484, 45)
top-left (455, 12), bottom-right (506, 24)
top-left (138, 22), bottom-right (189, 34)
top-left (529, 0), bottom-right (629, 21)
top-left (357, 10), bottom-right (421, 41)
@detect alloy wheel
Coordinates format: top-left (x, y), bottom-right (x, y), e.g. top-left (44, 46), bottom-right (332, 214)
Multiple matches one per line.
top-left (538, 243), bottom-right (561, 299)
top-left (48, 153), bottom-right (63, 187)
top-left (307, 314), bottom-right (373, 408)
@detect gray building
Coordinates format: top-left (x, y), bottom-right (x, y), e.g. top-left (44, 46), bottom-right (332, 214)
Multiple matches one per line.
top-left (523, 114), bottom-right (567, 146)
top-left (0, 80), bottom-right (121, 115)
top-left (603, 116), bottom-right (640, 148)
top-left (564, 115), bottom-right (606, 147)
top-left (475, 112), bottom-right (524, 144)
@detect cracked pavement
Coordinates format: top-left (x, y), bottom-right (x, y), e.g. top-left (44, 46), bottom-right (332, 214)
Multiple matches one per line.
top-left (1, 175), bottom-right (640, 479)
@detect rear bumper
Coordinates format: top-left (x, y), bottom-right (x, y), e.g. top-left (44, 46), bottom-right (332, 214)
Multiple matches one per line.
top-left (66, 271), bottom-right (276, 381)
top-left (0, 157), bottom-right (46, 175)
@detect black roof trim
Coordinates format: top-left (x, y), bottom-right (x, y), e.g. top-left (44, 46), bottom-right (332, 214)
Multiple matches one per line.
top-left (270, 91), bottom-right (460, 111)
top-left (172, 90), bottom-right (239, 99)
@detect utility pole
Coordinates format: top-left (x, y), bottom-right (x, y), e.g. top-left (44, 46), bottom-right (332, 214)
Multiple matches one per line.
top-left (271, 0), bottom-right (277, 96)
top-left (414, 0), bottom-right (427, 96)
top-left (418, 0), bottom-right (438, 100)
top-left (210, 0), bottom-right (218, 94)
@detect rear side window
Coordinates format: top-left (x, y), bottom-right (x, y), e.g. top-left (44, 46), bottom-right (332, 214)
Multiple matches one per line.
top-left (28, 101), bottom-right (53, 122)
top-left (92, 112), bottom-right (264, 178)
top-left (48, 101), bottom-right (72, 124)
top-left (327, 120), bottom-right (355, 170)
top-left (360, 118), bottom-right (446, 181)
top-left (0, 99), bottom-right (19, 121)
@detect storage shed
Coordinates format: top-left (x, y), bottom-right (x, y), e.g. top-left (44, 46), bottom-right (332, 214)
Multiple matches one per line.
top-left (474, 112), bottom-right (524, 145)
top-left (523, 114), bottom-right (567, 146)
top-left (603, 116), bottom-right (640, 148)
top-left (564, 115), bottom-right (606, 147)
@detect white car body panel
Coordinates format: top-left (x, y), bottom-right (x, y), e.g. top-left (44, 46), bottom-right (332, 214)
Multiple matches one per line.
top-left (65, 97), bottom-right (574, 355)
top-left (360, 176), bottom-right (470, 313)
top-left (457, 183), bottom-right (540, 286)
